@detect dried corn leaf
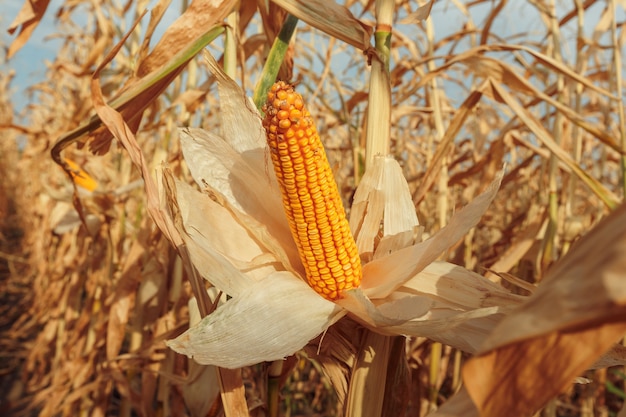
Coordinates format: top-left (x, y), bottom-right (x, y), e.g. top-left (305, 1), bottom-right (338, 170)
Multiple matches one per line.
top-left (413, 88), bottom-right (485, 205)
top-left (271, 0), bottom-right (373, 50)
top-left (53, 0), bottom-right (233, 159)
top-left (489, 80), bottom-right (620, 209)
top-left (428, 388), bottom-right (479, 417)
top-left (7, 0), bottom-right (51, 58)
top-left (106, 239), bottom-right (142, 360)
top-left (417, 43), bottom-right (617, 99)
top-left (468, 55), bottom-right (622, 152)
top-left (413, 0), bottom-right (435, 21)
top-left (459, 203), bottom-right (626, 417)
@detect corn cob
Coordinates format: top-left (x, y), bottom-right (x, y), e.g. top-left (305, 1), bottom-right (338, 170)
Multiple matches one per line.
top-left (262, 81), bottom-right (362, 300)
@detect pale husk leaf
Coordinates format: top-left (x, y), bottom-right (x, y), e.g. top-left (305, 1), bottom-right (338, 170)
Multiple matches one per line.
top-left (181, 53), bottom-right (286, 233)
top-left (384, 306), bottom-right (503, 354)
top-left (204, 52), bottom-right (266, 154)
top-left (350, 156), bottom-right (420, 262)
top-left (370, 261), bottom-right (522, 353)
top-left (161, 170), bottom-right (257, 297)
top-left (338, 261), bottom-right (519, 354)
top-left (174, 178), bottom-right (278, 280)
top-left (362, 172), bottom-right (503, 299)
top-left (337, 288), bottom-right (432, 328)
top-left (401, 261), bottom-right (524, 311)
top-left (179, 127), bottom-right (303, 276)
top-left (180, 127), bottom-right (275, 217)
top-left (166, 271), bottom-right (344, 368)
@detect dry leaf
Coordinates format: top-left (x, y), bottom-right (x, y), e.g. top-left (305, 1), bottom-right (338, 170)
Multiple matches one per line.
top-left (463, 203), bottom-right (626, 417)
top-left (271, 0), bottom-right (373, 50)
top-left (7, 0), bottom-right (51, 58)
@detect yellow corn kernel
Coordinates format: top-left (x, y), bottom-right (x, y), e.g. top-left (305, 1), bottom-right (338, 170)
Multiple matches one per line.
top-left (262, 81), bottom-right (362, 301)
top-left (63, 159), bottom-right (98, 191)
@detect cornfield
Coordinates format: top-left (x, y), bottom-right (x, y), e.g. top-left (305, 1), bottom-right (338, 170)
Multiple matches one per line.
top-left (2, 1), bottom-right (626, 416)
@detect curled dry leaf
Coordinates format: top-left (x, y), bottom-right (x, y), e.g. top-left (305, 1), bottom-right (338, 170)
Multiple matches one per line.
top-left (89, 0), bottom-right (237, 154)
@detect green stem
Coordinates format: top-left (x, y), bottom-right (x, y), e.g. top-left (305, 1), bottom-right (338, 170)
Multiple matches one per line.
top-left (374, 31), bottom-right (391, 72)
top-left (253, 14), bottom-right (299, 111)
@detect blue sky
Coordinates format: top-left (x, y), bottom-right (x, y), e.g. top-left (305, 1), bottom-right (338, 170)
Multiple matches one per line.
top-left (1, 0), bottom-right (183, 115)
top-left (2, 1), bottom-right (624, 121)
top-left (2, 0), bottom-right (65, 113)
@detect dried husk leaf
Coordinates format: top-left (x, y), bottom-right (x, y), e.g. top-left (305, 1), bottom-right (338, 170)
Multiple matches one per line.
top-left (204, 53), bottom-right (266, 153)
top-left (369, 262), bottom-right (524, 353)
top-left (166, 272), bottom-right (344, 368)
top-left (162, 173), bottom-right (262, 296)
top-left (339, 262), bottom-right (521, 356)
top-left (173, 184), bottom-right (269, 277)
top-left (362, 172), bottom-right (503, 299)
top-left (182, 362), bottom-right (220, 417)
top-left (342, 158), bottom-right (516, 356)
top-left (401, 261), bottom-right (524, 311)
top-left (350, 156), bottom-right (420, 262)
top-left (385, 306), bottom-right (503, 354)
top-left (461, 203), bottom-right (626, 417)
top-left (180, 128), bottom-right (280, 224)
top-left (180, 54), bottom-right (304, 272)
top-left (337, 288), bottom-right (433, 328)
top-left (179, 128), bottom-right (304, 278)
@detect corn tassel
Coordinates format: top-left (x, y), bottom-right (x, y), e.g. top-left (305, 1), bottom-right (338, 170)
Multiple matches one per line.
top-left (262, 81), bottom-right (362, 300)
